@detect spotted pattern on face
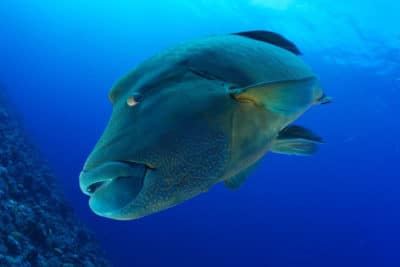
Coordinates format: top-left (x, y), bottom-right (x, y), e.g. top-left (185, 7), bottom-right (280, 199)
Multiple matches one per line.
top-left (117, 127), bottom-right (230, 219)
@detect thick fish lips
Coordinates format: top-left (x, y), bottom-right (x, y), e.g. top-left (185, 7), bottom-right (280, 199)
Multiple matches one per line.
top-left (79, 161), bottom-right (148, 216)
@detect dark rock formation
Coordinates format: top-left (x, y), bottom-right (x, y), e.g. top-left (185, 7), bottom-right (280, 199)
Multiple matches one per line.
top-left (0, 91), bottom-right (110, 267)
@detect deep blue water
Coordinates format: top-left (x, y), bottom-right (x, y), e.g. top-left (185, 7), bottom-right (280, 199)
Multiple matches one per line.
top-left (1, 1), bottom-right (399, 266)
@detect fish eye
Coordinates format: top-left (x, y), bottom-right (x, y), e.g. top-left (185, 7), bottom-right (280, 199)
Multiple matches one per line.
top-left (127, 93), bottom-right (143, 107)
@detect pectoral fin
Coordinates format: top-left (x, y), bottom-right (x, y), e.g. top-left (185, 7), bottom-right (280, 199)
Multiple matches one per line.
top-left (271, 125), bottom-right (323, 156)
top-left (224, 173), bottom-right (248, 190)
top-left (231, 77), bottom-right (317, 115)
top-left (224, 161), bottom-right (260, 190)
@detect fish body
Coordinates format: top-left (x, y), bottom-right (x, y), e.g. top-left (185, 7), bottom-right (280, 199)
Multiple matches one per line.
top-left (79, 31), bottom-right (331, 220)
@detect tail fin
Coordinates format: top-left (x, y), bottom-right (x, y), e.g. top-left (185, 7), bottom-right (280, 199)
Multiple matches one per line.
top-left (316, 93), bottom-right (333, 105)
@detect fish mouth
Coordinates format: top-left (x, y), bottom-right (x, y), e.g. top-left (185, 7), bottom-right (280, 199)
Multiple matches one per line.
top-left (79, 161), bottom-right (152, 216)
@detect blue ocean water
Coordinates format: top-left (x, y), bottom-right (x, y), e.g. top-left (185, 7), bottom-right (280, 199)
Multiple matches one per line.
top-left (1, 1), bottom-right (399, 266)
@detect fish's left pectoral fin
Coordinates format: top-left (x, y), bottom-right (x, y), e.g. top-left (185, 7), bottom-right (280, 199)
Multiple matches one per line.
top-left (271, 125), bottom-right (324, 156)
top-left (224, 160), bottom-right (260, 190)
top-left (224, 173), bottom-right (248, 190)
top-left (231, 77), bottom-right (317, 115)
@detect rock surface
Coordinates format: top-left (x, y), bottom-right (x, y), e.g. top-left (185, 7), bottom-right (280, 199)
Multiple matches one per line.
top-left (0, 91), bottom-right (110, 266)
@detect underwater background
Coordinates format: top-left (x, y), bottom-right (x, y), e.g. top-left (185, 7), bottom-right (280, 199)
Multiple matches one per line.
top-left (0, 1), bottom-right (399, 266)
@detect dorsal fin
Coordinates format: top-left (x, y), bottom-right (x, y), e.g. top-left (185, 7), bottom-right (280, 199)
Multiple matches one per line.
top-left (232, 30), bottom-right (302, 55)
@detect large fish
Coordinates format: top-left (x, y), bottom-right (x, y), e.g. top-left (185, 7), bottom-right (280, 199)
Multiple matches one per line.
top-left (79, 30), bottom-right (331, 220)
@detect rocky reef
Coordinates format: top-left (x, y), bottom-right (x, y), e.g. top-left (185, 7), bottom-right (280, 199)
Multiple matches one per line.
top-left (0, 92), bottom-right (110, 266)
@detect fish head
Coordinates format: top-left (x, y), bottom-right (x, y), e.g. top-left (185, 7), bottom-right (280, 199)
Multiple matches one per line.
top-left (79, 70), bottom-right (234, 220)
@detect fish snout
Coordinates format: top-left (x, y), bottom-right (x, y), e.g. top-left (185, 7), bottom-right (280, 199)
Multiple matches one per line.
top-left (79, 161), bottom-right (148, 218)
